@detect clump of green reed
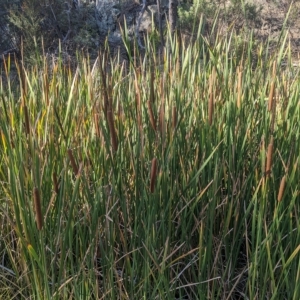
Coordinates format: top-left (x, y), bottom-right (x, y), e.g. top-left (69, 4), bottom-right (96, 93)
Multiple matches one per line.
top-left (0, 13), bottom-right (299, 300)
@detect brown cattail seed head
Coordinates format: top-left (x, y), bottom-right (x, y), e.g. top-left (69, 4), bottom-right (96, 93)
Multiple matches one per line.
top-left (107, 110), bottom-right (118, 153)
top-left (150, 158), bottom-right (158, 193)
top-left (265, 136), bottom-right (274, 176)
top-left (277, 175), bottom-right (286, 202)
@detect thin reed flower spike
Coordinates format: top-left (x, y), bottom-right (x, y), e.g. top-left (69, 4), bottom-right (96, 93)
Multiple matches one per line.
top-left (33, 187), bottom-right (43, 230)
top-left (150, 158), bottom-right (158, 193)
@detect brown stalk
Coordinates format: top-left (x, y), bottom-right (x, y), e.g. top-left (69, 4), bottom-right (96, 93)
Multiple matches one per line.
top-left (265, 135), bottom-right (274, 177)
top-left (277, 175), bottom-right (286, 202)
top-left (268, 61), bottom-right (277, 112)
top-left (24, 105), bottom-right (30, 135)
top-left (107, 110), bottom-right (118, 153)
top-left (150, 71), bottom-right (155, 104)
top-left (52, 172), bottom-right (59, 194)
top-left (147, 100), bottom-right (156, 132)
top-left (33, 187), bottom-right (43, 230)
top-left (67, 148), bottom-right (79, 175)
top-left (160, 76), bottom-right (164, 99)
top-left (159, 102), bottom-right (165, 140)
top-left (150, 158), bottom-right (158, 193)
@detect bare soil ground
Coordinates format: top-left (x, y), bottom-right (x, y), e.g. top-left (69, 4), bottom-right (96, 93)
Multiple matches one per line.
top-left (218, 0), bottom-right (300, 61)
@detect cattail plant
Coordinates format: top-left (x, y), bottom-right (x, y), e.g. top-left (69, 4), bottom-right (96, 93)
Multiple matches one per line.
top-left (33, 187), bottom-right (43, 230)
top-left (150, 158), bottom-right (158, 193)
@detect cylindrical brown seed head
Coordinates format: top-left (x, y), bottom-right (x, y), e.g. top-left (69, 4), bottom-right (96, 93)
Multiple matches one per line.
top-left (268, 81), bottom-right (275, 112)
top-left (107, 110), bottom-right (118, 153)
top-left (277, 175), bottom-right (286, 202)
top-left (150, 158), bottom-right (158, 193)
top-left (268, 61), bottom-right (277, 112)
top-left (265, 136), bottom-right (274, 176)
top-left (33, 187), bottom-right (43, 230)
